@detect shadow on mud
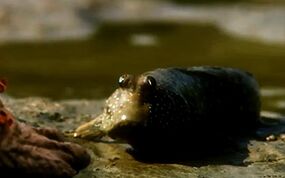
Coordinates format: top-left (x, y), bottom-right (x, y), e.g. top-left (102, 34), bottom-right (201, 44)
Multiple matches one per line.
top-left (127, 137), bottom-right (251, 167)
top-left (127, 123), bottom-right (285, 167)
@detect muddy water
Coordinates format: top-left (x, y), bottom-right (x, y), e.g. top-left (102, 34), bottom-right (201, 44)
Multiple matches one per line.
top-left (0, 23), bottom-right (285, 114)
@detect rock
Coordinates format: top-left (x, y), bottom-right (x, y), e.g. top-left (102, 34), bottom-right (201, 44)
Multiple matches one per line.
top-left (1, 95), bottom-right (285, 178)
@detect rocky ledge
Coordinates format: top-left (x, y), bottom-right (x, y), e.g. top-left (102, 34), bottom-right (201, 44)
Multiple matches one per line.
top-left (1, 95), bottom-right (285, 178)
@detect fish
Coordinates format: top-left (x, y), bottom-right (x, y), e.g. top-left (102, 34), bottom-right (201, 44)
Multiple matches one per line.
top-left (74, 66), bottom-right (261, 156)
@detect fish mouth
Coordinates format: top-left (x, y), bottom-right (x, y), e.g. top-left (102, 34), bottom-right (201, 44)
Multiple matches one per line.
top-left (73, 119), bottom-right (106, 140)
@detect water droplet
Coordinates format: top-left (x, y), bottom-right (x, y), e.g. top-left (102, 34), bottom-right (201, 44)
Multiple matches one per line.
top-left (121, 115), bottom-right (127, 120)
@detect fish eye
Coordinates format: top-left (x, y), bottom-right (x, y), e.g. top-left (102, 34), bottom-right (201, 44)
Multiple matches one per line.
top-left (138, 76), bottom-right (157, 100)
top-left (118, 74), bottom-right (132, 88)
top-left (143, 76), bottom-right (156, 89)
top-left (105, 106), bottom-right (112, 114)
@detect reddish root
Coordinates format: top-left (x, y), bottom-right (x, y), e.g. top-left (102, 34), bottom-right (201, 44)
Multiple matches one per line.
top-left (0, 109), bottom-right (14, 127)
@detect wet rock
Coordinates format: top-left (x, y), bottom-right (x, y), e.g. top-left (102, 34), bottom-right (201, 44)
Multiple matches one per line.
top-left (1, 95), bottom-right (285, 178)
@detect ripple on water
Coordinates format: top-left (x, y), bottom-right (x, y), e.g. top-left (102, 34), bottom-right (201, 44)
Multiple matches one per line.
top-left (261, 87), bottom-right (285, 115)
top-left (261, 87), bottom-right (285, 97)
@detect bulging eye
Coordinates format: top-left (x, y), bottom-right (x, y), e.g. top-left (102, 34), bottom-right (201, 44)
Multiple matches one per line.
top-left (118, 74), bottom-right (132, 88)
top-left (143, 76), bottom-right (156, 89)
top-left (105, 106), bottom-right (111, 114)
top-left (138, 76), bottom-right (157, 100)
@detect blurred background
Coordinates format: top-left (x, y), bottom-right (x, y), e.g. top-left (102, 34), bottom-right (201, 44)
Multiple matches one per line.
top-left (0, 0), bottom-right (284, 113)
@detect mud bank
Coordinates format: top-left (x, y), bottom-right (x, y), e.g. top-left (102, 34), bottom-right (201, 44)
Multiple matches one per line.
top-left (1, 95), bottom-right (285, 178)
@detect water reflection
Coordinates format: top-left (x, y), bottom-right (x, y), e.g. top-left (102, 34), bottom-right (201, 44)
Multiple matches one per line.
top-left (129, 34), bottom-right (158, 46)
top-left (261, 88), bottom-right (285, 97)
top-left (261, 87), bottom-right (285, 115)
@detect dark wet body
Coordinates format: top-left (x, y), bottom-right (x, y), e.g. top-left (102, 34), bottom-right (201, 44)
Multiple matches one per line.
top-left (120, 67), bottom-right (260, 155)
top-left (76, 67), bottom-right (261, 157)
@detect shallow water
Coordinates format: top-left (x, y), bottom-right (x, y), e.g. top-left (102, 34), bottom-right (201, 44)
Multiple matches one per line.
top-left (0, 22), bottom-right (285, 114)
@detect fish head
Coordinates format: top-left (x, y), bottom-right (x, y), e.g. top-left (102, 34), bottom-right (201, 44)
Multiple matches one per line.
top-left (74, 74), bottom-right (157, 141)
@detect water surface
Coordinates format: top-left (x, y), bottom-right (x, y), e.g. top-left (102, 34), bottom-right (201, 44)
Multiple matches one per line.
top-left (0, 23), bottom-right (285, 113)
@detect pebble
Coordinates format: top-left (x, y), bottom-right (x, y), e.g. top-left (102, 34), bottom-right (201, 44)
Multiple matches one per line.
top-left (266, 134), bottom-right (277, 141)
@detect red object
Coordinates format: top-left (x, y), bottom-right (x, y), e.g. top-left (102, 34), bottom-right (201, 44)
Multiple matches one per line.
top-left (0, 109), bottom-right (13, 127)
top-left (0, 77), bottom-right (90, 178)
